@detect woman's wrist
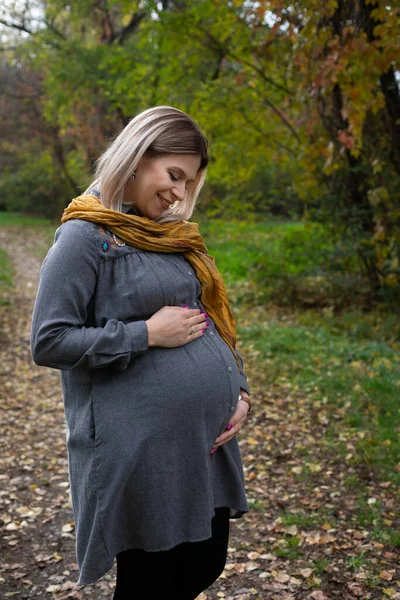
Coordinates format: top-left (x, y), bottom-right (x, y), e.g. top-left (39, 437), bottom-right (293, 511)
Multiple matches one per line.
top-left (239, 390), bottom-right (252, 413)
top-left (145, 320), bottom-right (156, 347)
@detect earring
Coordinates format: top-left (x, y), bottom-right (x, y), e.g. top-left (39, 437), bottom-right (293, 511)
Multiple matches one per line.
top-left (131, 172), bottom-right (136, 180)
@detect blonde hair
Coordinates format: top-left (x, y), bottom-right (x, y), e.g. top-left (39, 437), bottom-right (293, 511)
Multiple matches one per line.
top-left (84, 106), bottom-right (209, 222)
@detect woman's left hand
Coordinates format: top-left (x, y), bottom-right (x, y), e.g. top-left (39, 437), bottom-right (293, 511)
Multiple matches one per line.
top-left (210, 390), bottom-right (250, 454)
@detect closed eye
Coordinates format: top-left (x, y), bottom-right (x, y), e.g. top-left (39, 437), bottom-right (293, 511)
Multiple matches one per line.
top-left (169, 172), bottom-right (189, 190)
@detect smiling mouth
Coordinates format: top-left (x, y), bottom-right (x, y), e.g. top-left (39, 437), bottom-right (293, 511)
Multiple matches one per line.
top-left (157, 193), bottom-right (174, 209)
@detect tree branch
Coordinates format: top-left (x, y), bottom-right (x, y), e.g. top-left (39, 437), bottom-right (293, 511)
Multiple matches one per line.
top-left (228, 51), bottom-right (293, 96)
top-left (251, 86), bottom-right (299, 140)
top-left (0, 45), bottom-right (19, 52)
top-left (114, 11), bottom-right (146, 45)
top-left (240, 108), bottom-right (297, 156)
top-left (43, 19), bottom-right (67, 40)
top-left (0, 17), bottom-right (33, 35)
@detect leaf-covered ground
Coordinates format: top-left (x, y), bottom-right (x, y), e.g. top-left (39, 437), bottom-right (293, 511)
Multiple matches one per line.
top-left (0, 227), bottom-right (399, 600)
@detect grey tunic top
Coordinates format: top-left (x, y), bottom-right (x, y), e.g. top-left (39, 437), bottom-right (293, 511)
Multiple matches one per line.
top-left (31, 206), bottom-right (249, 585)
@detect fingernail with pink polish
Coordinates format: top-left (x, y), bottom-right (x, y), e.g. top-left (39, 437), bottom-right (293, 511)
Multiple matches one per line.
top-left (227, 423), bottom-right (233, 431)
top-left (205, 322), bottom-right (210, 326)
top-left (201, 329), bottom-right (206, 333)
top-left (211, 448), bottom-right (216, 455)
top-left (182, 305), bottom-right (188, 308)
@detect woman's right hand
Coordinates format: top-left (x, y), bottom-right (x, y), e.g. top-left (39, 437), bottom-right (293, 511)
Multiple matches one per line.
top-left (145, 306), bottom-right (209, 348)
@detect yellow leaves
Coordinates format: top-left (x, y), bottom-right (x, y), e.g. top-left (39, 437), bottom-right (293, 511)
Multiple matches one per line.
top-left (52, 552), bottom-right (63, 562)
top-left (305, 532), bottom-right (336, 545)
top-left (3, 230), bottom-right (400, 600)
top-left (372, 357), bottom-right (393, 370)
top-left (350, 360), bottom-right (364, 370)
top-left (61, 522), bottom-right (74, 533)
top-left (45, 580), bottom-right (76, 594)
top-left (384, 274), bottom-right (398, 286)
top-left (382, 589), bottom-right (398, 598)
top-left (15, 506), bottom-right (43, 519)
top-left (291, 465), bottom-right (303, 475)
top-left (46, 584), bottom-right (61, 593)
top-left (384, 519), bottom-right (393, 526)
top-left (247, 438), bottom-right (258, 445)
top-left (307, 463), bottom-right (323, 473)
top-left (367, 186), bottom-right (390, 206)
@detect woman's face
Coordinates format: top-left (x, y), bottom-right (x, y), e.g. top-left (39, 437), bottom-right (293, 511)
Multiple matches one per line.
top-left (123, 153), bottom-right (202, 220)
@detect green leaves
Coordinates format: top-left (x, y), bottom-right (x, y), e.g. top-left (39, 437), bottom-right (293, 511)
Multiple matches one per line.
top-left (0, 0), bottom-right (399, 301)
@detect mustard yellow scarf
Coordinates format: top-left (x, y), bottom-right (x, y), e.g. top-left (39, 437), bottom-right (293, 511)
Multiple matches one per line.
top-left (62, 195), bottom-right (239, 365)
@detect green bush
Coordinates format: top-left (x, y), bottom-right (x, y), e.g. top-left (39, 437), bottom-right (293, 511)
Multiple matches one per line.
top-left (0, 148), bottom-right (87, 220)
top-left (250, 222), bottom-right (371, 309)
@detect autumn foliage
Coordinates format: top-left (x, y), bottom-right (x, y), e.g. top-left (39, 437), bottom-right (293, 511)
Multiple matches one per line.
top-left (0, 0), bottom-right (399, 301)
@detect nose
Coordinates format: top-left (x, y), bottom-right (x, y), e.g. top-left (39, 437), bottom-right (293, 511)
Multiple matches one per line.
top-left (171, 181), bottom-right (186, 202)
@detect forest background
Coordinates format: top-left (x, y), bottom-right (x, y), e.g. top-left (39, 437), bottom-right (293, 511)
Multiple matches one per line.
top-left (0, 0), bottom-right (400, 307)
top-left (1, 2), bottom-right (400, 598)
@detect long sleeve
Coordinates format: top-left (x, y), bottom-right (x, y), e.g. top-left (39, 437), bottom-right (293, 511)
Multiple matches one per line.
top-left (31, 220), bottom-right (148, 371)
top-left (234, 348), bottom-right (249, 394)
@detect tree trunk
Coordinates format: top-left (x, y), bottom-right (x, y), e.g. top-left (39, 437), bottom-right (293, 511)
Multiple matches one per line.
top-left (360, 0), bottom-right (400, 174)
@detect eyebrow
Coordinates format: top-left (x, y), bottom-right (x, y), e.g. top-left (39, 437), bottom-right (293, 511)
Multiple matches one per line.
top-left (170, 166), bottom-right (195, 183)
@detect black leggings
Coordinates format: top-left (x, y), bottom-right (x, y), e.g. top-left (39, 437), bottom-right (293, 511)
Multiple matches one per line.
top-left (113, 507), bottom-right (230, 600)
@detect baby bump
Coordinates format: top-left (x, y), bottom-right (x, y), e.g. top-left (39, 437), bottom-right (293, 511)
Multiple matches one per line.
top-left (92, 333), bottom-right (240, 451)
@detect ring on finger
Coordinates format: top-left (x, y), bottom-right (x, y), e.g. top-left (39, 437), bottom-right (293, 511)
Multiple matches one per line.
top-left (189, 325), bottom-right (194, 335)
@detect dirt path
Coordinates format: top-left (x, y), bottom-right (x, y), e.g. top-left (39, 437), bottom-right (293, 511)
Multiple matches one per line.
top-left (0, 228), bottom-right (399, 600)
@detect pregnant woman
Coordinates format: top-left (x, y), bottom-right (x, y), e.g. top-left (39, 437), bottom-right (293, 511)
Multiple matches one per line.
top-left (31, 106), bottom-right (252, 600)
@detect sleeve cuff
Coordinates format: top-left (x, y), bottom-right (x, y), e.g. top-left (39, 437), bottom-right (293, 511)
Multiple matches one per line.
top-left (239, 375), bottom-right (249, 395)
top-left (126, 320), bottom-right (149, 356)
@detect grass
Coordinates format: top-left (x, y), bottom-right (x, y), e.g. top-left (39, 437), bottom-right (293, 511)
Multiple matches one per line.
top-left (275, 535), bottom-right (303, 560)
top-left (247, 499), bottom-right (265, 512)
top-left (0, 212), bottom-right (57, 304)
top-left (0, 211), bottom-right (54, 227)
top-left (346, 550), bottom-right (370, 570)
top-left (0, 211), bottom-right (57, 260)
top-left (313, 558), bottom-right (331, 574)
top-left (199, 217), bottom-right (286, 286)
top-left (1, 211), bottom-right (399, 515)
top-left (281, 511), bottom-right (327, 528)
top-left (0, 248), bottom-right (12, 287)
top-left (0, 248), bottom-right (13, 306)
top-left (237, 316), bottom-right (400, 486)
top-left (200, 217), bottom-right (400, 547)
